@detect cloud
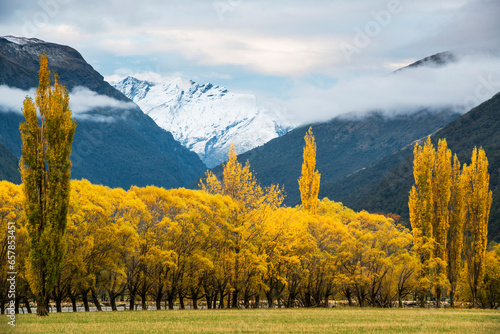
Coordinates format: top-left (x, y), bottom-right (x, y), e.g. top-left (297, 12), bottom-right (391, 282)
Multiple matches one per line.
top-left (69, 86), bottom-right (135, 114)
top-left (0, 86), bottom-right (35, 113)
top-left (0, 85), bottom-right (135, 121)
top-left (282, 52), bottom-right (500, 124)
top-left (97, 29), bottom-right (344, 76)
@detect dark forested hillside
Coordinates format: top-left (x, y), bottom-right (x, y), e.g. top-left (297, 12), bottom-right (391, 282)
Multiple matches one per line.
top-left (330, 93), bottom-right (500, 242)
top-left (211, 109), bottom-right (459, 206)
top-left (0, 142), bottom-right (19, 183)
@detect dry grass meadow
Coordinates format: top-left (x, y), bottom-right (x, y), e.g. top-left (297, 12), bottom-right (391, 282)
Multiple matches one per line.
top-left (2, 307), bottom-right (499, 333)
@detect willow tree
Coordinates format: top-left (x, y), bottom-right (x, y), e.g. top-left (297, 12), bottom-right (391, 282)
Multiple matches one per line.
top-left (298, 127), bottom-right (321, 215)
top-left (19, 54), bottom-right (76, 316)
top-left (200, 144), bottom-right (283, 308)
top-left (463, 147), bottom-right (492, 308)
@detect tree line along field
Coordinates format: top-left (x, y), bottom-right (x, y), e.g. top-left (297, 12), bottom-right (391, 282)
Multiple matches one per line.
top-left (1, 138), bottom-right (499, 315)
top-left (2, 308), bottom-right (498, 333)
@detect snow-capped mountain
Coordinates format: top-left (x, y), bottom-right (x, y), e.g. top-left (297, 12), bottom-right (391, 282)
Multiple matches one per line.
top-left (111, 76), bottom-right (295, 167)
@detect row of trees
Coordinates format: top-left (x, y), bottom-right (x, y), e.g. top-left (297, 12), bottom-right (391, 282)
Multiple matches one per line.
top-left (1, 133), bottom-right (499, 313)
top-left (409, 137), bottom-right (493, 308)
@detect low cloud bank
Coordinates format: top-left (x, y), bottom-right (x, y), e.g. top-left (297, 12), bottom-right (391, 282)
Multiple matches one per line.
top-left (0, 85), bottom-right (135, 120)
top-left (283, 52), bottom-right (500, 124)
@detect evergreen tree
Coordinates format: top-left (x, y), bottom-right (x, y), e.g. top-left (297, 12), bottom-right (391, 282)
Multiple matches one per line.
top-left (19, 54), bottom-right (76, 316)
top-left (298, 127), bottom-right (321, 215)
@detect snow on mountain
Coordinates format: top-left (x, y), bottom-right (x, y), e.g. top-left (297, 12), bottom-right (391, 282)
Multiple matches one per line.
top-left (111, 76), bottom-right (295, 167)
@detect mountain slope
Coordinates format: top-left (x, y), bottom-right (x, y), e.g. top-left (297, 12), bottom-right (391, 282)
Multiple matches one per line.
top-left (0, 142), bottom-right (19, 183)
top-left (211, 109), bottom-right (460, 206)
top-left (112, 76), bottom-right (294, 167)
top-left (331, 92), bottom-right (500, 242)
top-left (0, 36), bottom-right (206, 188)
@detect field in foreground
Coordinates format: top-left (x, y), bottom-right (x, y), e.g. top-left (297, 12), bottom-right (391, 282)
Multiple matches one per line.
top-left (2, 308), bottom-right (499, 333)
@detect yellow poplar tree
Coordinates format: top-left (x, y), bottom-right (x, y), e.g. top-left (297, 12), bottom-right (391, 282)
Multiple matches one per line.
top-left (298, 127), bottom-right (321, 215)
top-left (463, 147), bottom-right (492, 308)
top-left (19, 54), bottom-right (76, 316)
top-left (431, 139), bottom-right (452, 307)
top-left (447, 154), bottom-right (466, 307)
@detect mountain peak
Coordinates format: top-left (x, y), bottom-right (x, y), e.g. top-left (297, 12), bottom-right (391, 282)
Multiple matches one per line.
top-left (111, 75), bottom-right (295, 167)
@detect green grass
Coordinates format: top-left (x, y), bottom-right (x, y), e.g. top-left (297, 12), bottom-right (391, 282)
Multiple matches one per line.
top-left (2, 308), bottom-right (499, 333)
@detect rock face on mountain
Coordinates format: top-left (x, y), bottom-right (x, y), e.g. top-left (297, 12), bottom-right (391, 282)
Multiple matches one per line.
top-left (0, 36), bottom-right (206, 188)
top-left (112, 76), bottom-right (294, 167)
top-left (211, 109), bottom-right (460, 206)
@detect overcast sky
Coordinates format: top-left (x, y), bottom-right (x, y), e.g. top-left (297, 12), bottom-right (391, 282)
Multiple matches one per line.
top-left (1, 0), bottom-right (500, 123)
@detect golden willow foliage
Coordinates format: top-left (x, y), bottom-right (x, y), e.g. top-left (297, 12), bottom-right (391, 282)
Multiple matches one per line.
top-left (19, 54), bottom-right (76, 316)
top-left (1, 137), bottom-right (496, 312)
top-left (1, 180), bottom-right (420, 311)
top-left (409, 137), bottom-right (492, 308)
top-left (298, 127), bottom-right (321, 214)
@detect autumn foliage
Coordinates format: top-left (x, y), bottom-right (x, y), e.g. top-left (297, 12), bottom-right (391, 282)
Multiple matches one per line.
top-left (1, 109), bottom-right (496, 313)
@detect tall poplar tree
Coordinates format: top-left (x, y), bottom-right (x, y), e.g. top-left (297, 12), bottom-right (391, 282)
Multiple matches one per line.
top-left (19, 54), bottom-right (76, 316)
top-left (298, 127), bottom-right (321, 215)
top-left (463, 147), bottom-right (492, 308)
top-left (409, 137), bottom-right (452, 307)
top-left (409, 136), bottom-right (436, 306)
top-left (447, 154), bottom-right (466, 307)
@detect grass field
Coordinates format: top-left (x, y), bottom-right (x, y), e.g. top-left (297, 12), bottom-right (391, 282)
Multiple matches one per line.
top-left (2, 308), bottom-right (499, 333)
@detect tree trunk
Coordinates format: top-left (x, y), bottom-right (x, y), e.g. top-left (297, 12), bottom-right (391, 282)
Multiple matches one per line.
top-left (167, 293), bottom-right (175, 310)
top-left (254, 293), bottom-right (260, 309)
top-left (243, 291), bottom-right (250, 309)
top-left (82, 293), bottom-right (90, 312)
top-left (420, 292), bottom-right (426, 308)
top-left (155, 290), bottom-right (163, 310)
top-left (227, 289), bottom-right (235, 308)
top-left (129, 295), bottom-right (136, 311)
top-left (15, 296), bottom-right (20, 314)
top-left (192, 291), bottom-right (198, 310)
top-left (267, 290), bottom-right (274, 308)
top-left (213, 291), bottom-right (218, 309)
top-left (304, 291), bottom-right (312, 308)
top-left (25, 297), bottom-right (32, 313)
top-left (179, 291), bottom-right (185, 310)
top-left (345, 288), bottom-right (353, 307)
top-left (69, 294), bottom-right (77, 312)
top-left (219, 291), bottom-right (224, 309)
top-left (110, 293), bottom-right (118, 311)
top-left (206, 294), bottom-right (212, 309)
top-left (36, 294), bottom-right (49, 316)
top-left (141, 293), bottom-right (147, 311)
top-left (91, 289), bottom-right (102, 311)
top-left (436, 288), bottom-right (442, 308)
top-left (449, 290), bottom-right (455, 308)
top-left (55, 298), bottom-right (62, 313)
top-left (398, 296), bottom-right (403, 308)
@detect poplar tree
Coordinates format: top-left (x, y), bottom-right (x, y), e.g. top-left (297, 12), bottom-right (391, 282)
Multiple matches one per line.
top-left (298, 127), bottom-right (321, 215)
top-left (409, 136), bottom-right (436, 307)
top-left (447, 154), bottom-right (466, 307)
top-left (431, 139), bottom-right (452, 307)
top-left (463, 147), bottom-right (492, 308)
top-left (19, 54), bottom-right (76, 316)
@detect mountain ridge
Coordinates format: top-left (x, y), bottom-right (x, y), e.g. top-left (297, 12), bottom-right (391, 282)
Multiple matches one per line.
top-left (0, 36), bottom-right (206, 189)
top-left (209, 109), bottom-right (460, 206)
